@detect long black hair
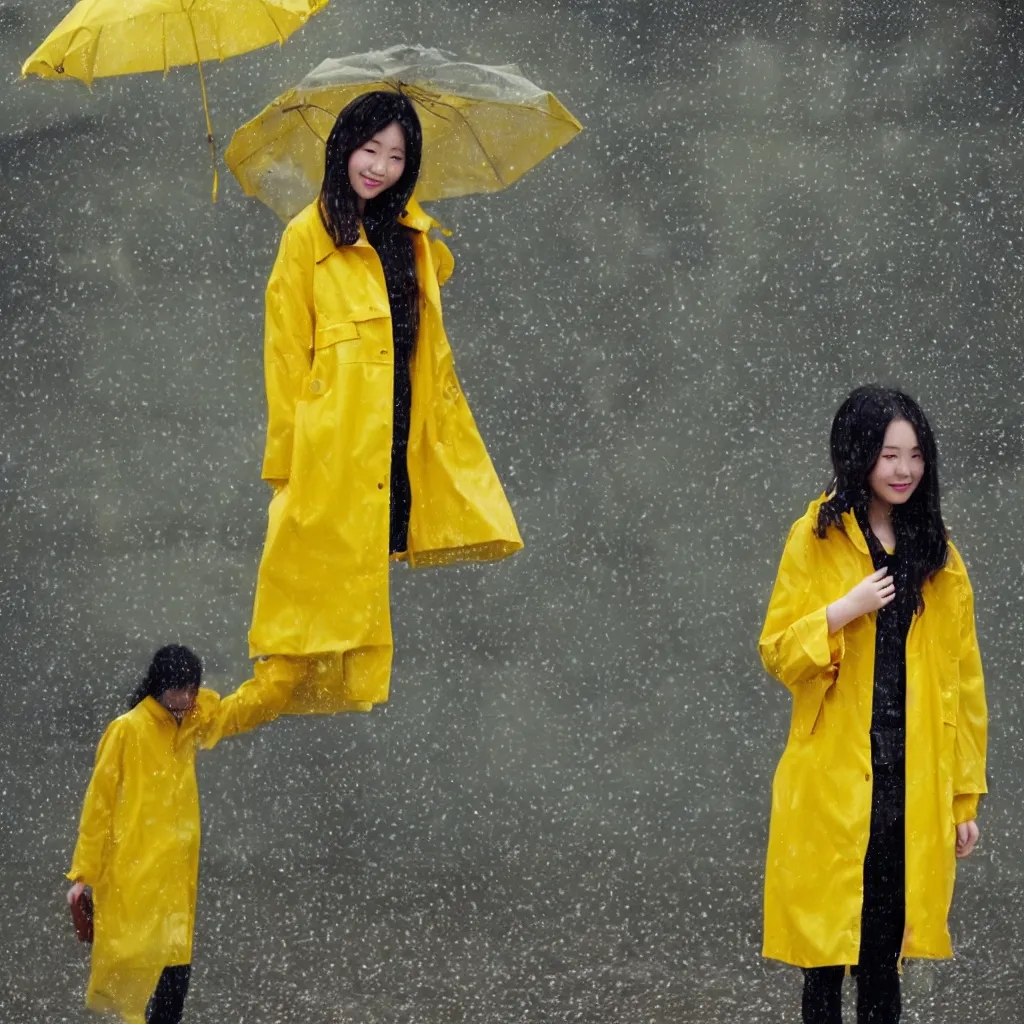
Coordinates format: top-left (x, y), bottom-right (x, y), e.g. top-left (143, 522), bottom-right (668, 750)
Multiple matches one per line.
top-left (128, 645), bottom-right (202, 709)
top-left (318, 90), bottom-right (423, 343)
top-left (816, 385), bottom-right (948, 612)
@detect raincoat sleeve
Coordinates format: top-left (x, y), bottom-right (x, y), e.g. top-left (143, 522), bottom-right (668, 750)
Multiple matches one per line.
top-left (262, 223), bottom-right (315, 484)
top-left (949, 547), bottom-right (988, 823)
top-left (196, 656), bottom-right (306, 750)
top-left (67, 719), bottom-right (125, 885)
top-left (430, 237), bottom-right (455, 287)
top-left (759, 517), bottom-right (845, 693)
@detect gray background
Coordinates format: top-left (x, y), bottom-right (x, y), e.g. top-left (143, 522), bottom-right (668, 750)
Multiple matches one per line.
top-left (1, 0), bottom-right (1022, 1020)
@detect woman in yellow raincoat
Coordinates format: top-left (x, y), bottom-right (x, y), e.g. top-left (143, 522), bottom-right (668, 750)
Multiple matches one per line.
top-left (66, 645), bottom-right (303, 1023)
top-left (758, 386), bottom-right (987, 1023)
top-left (249, 91), bottom-right (521, 712)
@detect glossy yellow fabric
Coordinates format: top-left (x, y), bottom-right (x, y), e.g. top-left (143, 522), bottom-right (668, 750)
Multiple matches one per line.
top-left (758, 497), bottom-right (988, 967)
top-left (248, 198), bottom-right (522, 710)
top-left (21, 0), bottom-right (328, 84)
top-left (68, 658), bottom-right (302, 1023)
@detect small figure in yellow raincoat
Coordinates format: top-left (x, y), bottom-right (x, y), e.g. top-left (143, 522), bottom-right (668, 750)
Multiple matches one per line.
top-left (249, 91), bottom-right (521, 712)
top-left (65, 645), bottom-right (303, 1023)
top-left (759, 386), bottom-right (987, 1024)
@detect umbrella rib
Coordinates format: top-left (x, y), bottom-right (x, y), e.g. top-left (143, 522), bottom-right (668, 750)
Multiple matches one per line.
top-left (413, 91), bottom-right (507, 188)
top-left (393, 82), bottom-right (453, 122)
top-left (231, 121), bottom-right (311, 171)
top-left (381, 79), bottom-right (507, 187)
top-left (448, 110), bottom-right (505, 188)
top-left (51, 0), bottom-right (104, 75)
top-left (226, 103), bottom-right (328, 176)
top-left (86, 24), bottom-right (104, 79)
top-left (284, 104), bottom-right (331, 143)
top-left (46, 0), bottom-right (139, 73)
top-left (58, 27), bottom-right (91, 72)
top-left (259, 2), bottom-right (287, 45)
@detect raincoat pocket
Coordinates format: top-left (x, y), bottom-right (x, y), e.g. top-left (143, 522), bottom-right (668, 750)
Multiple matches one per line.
top-left (314, 321), bottom-right (360, 349)
top-left (314, 313), bottom-right (392, 365)
top-left (793, 670), bottom-right (835, 738)
top-left (940, 686), bottom-right (958, 727)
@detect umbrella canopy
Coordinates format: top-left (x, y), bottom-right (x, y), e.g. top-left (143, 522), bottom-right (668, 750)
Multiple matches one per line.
top-left (21, 0), bottom-right (330, 199)
top-left (225, 44), bottom-right (583, 220)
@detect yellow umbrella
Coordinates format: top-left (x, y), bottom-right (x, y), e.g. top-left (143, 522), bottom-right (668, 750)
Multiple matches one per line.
top-left (21, 0), bottom-right (330, 200)
top-left (225, 44), bottom-right (584, 221)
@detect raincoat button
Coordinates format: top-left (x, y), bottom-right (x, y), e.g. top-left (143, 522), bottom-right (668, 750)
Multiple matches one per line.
top-left (865, 773), bottom-right (871, 782)
top-left (380, 349), bottom-right (388, 355)
top-left (309, 379), bottom-right (323, 395)
top-left (377, 482), bottom-right (384, 490)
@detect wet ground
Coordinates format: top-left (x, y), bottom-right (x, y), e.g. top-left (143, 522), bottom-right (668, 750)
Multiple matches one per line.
top-left (4, 3), bottom-right (1024, 1021)
top-left (8, 838), bottom-right (1012, 1023)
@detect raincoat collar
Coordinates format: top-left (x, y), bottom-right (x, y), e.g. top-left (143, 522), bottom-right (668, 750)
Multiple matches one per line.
top-left (841, 508), bottom-right (870, 554)
top-left (140, 695), bottom-right (181, 727)
top-left (807, 493), bottom-right (870, 555)
top-left (140, 694), bottom-right (202, 736)
top-left (399, 196), bottom-right (437, 233)
top-left (310, 195), bottom-right (438, 264)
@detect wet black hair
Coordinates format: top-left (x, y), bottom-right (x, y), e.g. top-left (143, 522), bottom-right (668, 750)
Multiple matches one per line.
top-left (318, 90), bottom-right (423, 343)
top-left (816, 385), bottom-right (948, 612)
top-left (128, 645), bottom-right (202, 709)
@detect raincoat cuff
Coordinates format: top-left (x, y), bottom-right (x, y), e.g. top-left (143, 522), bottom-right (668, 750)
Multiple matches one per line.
top-left (953, 793), bottom-right (980, 825)
top-left (261, 459), bottom-right (290, 483)
top-left (827, 624), bottom-right (845, 663)
top-left (792, 606), bottom-right (843, 670)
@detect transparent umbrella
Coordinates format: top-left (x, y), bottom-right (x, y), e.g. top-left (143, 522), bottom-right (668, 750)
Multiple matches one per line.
top-left (224, 43), bottom-right (584, 220)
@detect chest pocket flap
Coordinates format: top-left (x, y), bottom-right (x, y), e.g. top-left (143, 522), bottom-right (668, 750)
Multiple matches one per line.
top-left (314, 321), bottom-right (361, 348)
top-left (314, 304), bottom-right (392, 364)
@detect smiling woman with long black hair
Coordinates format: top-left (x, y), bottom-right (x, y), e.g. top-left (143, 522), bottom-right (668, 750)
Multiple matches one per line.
top-left (758, 385), bottom-right (988, 1023)
top-left (248, 91), bottom-right (521, 716)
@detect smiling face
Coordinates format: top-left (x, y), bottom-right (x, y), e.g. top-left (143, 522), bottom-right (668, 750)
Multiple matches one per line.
top-left (347, 121), bottom-right (407, 206)
top-left (867, 418), bottom-right (925, 508)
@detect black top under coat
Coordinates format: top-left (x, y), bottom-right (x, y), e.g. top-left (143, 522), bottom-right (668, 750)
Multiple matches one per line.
top-left (385, 254), bottom-right (415, 555)
top-left (856, 509), bottom-right (915, 766)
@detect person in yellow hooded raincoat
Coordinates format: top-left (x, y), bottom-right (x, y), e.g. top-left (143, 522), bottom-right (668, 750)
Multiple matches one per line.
top-left (249, 90), bottom-right (521, 712)
top-left (66, 645), bottom-right (304, 1023)
top-left (759, 386), bottom-right (987, 1024)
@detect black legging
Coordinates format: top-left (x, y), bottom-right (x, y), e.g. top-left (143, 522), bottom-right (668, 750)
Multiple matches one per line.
top-left (147, 965), bottom-right (191, 1024)
top-left (802, 758), bottom-right (905, 1024)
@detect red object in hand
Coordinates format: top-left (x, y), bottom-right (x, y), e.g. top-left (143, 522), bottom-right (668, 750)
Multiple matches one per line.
top-left (70, 889), bottom-right (94, 944)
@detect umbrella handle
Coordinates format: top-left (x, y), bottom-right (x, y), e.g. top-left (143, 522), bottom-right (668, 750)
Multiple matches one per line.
top-left (187, 18), bottom-right (219, 203)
